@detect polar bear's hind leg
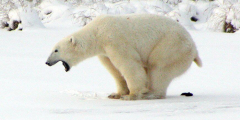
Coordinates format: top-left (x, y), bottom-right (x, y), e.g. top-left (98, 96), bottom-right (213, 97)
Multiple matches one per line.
top-left (147, 35), bottom-right (195, 99)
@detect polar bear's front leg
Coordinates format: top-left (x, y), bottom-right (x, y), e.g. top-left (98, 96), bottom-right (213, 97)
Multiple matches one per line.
top-left (105, 46), bottom-right (150, 100)
top-left (98, 55), bottom-right (129, 99)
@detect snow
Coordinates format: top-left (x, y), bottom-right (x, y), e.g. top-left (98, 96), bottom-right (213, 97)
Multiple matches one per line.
top-left (1, 24), bottom-right (240, 120)
top-left (19, 8), bottom-right (45, 29)
top-left (1, 0), bottom-right (240, 119)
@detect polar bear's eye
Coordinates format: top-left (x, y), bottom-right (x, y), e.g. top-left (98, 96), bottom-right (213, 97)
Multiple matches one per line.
top-left (54, 49), bottom-right (58, 52)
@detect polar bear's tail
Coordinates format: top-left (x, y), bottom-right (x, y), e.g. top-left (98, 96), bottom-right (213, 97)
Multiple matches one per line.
top-left (194, 54), bottom-right (202, 67)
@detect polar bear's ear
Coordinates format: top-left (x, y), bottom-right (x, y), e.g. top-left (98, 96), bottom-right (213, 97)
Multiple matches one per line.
top-left (69, 36), bottom-right (76, 46)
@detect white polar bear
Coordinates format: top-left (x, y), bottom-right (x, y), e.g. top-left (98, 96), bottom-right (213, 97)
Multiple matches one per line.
top-left (46, 14), bottom-right (202, 100)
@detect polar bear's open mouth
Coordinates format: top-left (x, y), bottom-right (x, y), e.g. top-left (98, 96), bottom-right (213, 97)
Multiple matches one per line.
top-left (62, 61), bottom-right (70, 72)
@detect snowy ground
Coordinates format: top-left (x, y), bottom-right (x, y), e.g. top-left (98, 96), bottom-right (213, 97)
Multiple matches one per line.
top-left (1, 26), bottom-right (240, 119)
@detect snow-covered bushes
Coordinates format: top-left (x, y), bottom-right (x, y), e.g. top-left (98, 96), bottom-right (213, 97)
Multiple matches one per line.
top-left (1, 0), bottom-right (240, 33)
top-left (0, 0), bottom-right (15, 29)
top-left (64, 0), bottom-right (240, 32)
top-left (69, 1), bottom-right (174, 27)
top-left (0, 0), bottom-right (43, 30)
top-left (207, 0), bottom-right (240, 33)
top-left (71, 3), bottom-right (107, 26)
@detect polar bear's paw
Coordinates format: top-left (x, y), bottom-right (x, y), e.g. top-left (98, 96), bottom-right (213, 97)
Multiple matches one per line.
top-left (120, 93), bottom-right (166, 100)
top-left (108, 93), bottom-right (122, 99)
top-left (120, 95), bottom-right (138, 100)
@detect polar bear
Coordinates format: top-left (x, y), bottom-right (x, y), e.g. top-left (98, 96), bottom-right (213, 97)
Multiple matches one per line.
top-left (46, 14), bottom-right (202, 100)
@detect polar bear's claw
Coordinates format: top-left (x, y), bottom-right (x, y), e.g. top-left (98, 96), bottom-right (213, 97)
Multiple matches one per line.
top-left (108, 93), bottom-right (121, 99)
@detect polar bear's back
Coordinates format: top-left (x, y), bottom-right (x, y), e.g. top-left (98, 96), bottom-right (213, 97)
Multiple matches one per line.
top-left (90, 14), bottom-right (192, 46)
top-left (92, 14), bottom-right (187, 36)
top-left (86, 14), bottom-right (195, 63)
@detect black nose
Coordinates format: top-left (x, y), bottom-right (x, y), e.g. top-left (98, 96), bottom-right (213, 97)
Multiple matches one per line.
top-left (46, 62), bottom-right (51, 66)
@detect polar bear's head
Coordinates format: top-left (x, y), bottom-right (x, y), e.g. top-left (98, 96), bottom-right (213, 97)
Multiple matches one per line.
top-left (46, 35), bottom-right (87, 72)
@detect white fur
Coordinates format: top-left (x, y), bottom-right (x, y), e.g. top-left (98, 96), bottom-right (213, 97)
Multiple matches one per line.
top-left (47, 14), bottom-right (202, 100)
